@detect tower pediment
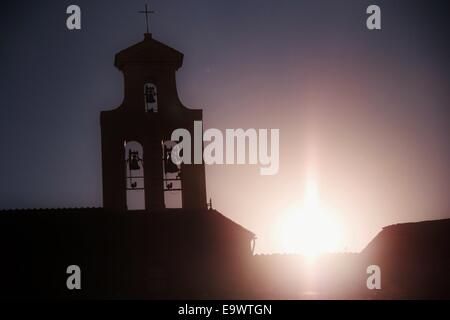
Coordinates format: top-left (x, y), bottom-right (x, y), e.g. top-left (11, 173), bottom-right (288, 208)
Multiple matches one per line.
top-left (114, 33), bottom-right (184, 70)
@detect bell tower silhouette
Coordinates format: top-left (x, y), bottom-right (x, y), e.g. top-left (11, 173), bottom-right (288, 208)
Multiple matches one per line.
top-left (100, 32), bottom-right (207, 212)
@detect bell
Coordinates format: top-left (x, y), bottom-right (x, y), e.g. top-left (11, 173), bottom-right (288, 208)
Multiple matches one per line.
top-left (145, 86), bottom-right (156, 104)
top-left (165, 158), bottom-right (179, 173)
top-left (163, 146), bottom-right (180, 173)
top-left (128, 150), bottom-right (141, 171)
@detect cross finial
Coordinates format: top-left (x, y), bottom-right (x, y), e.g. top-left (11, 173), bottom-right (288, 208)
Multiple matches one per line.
top-left (139, 4), bottom-right (155, 34)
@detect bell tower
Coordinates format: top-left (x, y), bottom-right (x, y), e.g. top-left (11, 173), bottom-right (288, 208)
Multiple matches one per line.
top-left (100, 32), bottom-right (207, 212)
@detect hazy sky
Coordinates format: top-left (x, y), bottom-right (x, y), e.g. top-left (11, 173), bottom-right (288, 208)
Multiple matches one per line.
top-left (0, 0), bottom-right (448, 253)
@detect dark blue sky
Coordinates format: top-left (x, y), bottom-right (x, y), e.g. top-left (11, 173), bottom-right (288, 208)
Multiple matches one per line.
top-left (0, 1), bottom-right (448, 252)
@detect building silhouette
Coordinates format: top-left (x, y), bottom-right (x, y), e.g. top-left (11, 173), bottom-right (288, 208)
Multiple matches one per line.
top-left (101, 32), bottom-right (207, 212)
top-left (0, 31), bottom-right (448, 300)
top-left (0, 32), bottom-right (255, 299)
top-left (360, 219), bottom-right (450, 299)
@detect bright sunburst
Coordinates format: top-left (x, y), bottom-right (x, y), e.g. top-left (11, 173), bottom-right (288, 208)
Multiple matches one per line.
top-left (277, 178), bottom-right (343, 258)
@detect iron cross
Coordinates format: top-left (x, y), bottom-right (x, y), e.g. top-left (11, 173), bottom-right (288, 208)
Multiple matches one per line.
top-left (139, 4), bottom-right (155, 34)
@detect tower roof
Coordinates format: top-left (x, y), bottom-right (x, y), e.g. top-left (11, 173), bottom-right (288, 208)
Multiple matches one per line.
top-left (114, 33), bottom-right (184, 70)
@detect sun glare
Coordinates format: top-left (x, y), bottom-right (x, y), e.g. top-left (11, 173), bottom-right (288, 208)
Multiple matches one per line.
top-left (278, 179), bottom-right (343, 258)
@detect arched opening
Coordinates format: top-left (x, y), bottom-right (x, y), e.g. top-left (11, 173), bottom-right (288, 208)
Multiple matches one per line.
top-left (162, 140), bottom-right (182, 208)
top-left (124, 140), bottom-right (145, 210)
top-left (144, 83), bottom-right (158, 113)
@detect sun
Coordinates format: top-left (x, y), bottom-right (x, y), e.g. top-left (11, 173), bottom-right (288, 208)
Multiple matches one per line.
top-left (277, 179), bottom-right (343, 258)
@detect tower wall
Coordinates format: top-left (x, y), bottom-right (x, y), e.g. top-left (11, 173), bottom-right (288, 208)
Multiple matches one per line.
top-left (101, 34), bottom-right (207, 212)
